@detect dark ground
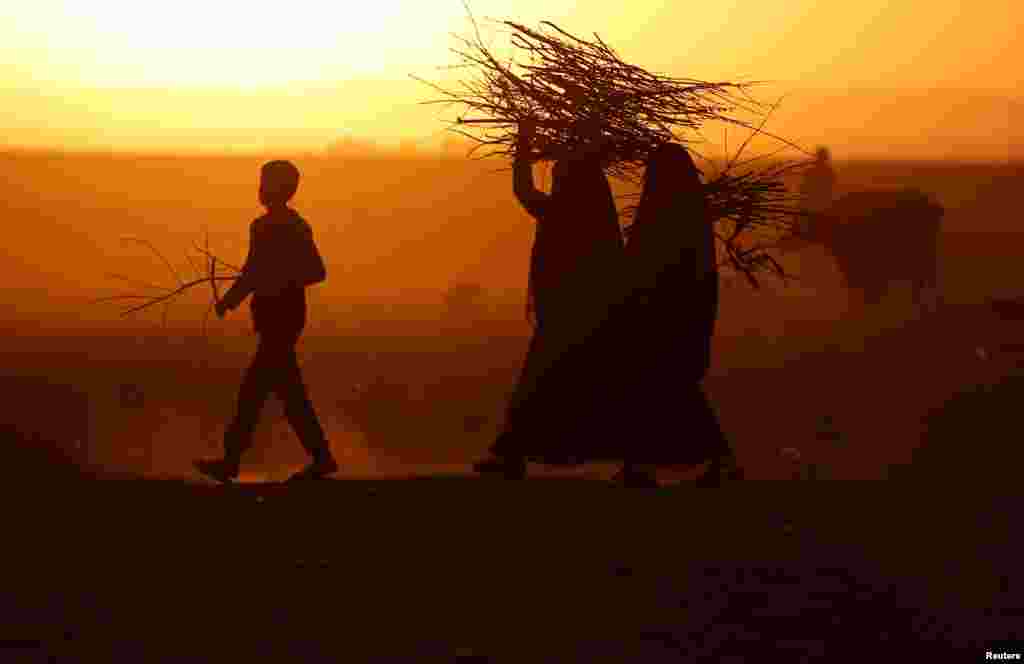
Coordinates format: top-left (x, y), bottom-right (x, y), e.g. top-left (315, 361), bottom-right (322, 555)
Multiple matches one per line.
top-left (4, 298), bottom-right (1024, 662)
top-left (3, 476), bottom-right (1021, 662)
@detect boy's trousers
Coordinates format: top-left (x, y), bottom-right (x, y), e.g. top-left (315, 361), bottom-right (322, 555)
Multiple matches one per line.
top-left (223, 328), bottom-right (329, 463)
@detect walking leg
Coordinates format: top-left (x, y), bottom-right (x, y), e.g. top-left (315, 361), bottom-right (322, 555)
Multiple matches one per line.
top-left (274, 339), bottom-right (332, 464)
top-left (223, 336), bottom-right (277, 466)
top-left (262, 332), bottom-right (338, 481)
top-left (195, 335), bottom-right (275, 482)
top-left (695, 388), bottom-right (744, 487)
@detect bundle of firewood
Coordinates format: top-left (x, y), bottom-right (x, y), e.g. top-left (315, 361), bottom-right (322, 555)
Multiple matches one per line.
top-left (414, 17), bottom-right (813, 285)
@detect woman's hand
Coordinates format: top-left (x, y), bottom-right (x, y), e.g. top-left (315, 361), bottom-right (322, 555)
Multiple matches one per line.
top-left (518, 117), bottom-right (538, 143)
top-left (515, 117), bottom-right (539, 160)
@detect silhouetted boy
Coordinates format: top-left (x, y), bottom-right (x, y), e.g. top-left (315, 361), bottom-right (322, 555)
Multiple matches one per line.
top-left (194, 160), bottom-right (337, 483)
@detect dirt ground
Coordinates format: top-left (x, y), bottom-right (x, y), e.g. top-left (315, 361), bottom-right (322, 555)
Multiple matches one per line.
top-left (3, 477), bottom-right (1020, 662)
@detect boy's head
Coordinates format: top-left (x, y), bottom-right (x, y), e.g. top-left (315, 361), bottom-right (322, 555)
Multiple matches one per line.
top-left (259, 160), bottom-right (300, 207)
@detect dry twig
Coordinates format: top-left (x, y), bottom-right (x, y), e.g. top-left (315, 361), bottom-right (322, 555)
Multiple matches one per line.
top-left (91, 233), bottom-right (243, 363)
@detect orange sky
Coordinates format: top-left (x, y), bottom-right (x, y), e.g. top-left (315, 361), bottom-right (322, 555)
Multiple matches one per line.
top-left (1, 0), bottom-right (1020, 158)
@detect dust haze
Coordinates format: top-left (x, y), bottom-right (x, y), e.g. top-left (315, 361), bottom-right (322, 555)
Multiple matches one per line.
top-left (1, 147), bottom-right (1022, 482)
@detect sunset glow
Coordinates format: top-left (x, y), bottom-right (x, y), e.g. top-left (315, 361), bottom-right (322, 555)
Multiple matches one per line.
top-left (0, 1), bottom-right (1018, 157)
top-left (13, 1), bottom-right (469, 86)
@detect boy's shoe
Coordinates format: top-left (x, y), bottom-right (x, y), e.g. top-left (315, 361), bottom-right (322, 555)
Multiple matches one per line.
top-left (194, 458), bottom-right (240, 484)
top-left (286, 456), bottom-right (340, 482)
top-left (473, 455), bottom-right (527, 480)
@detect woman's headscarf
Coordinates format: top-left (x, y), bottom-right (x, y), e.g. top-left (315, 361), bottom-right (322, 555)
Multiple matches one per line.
top-left (628, 143), bottom-right (713, 283)
top-left (626, 143), bottom-right (718, 383)
top-left (526, 126), bottom-right (623, 329)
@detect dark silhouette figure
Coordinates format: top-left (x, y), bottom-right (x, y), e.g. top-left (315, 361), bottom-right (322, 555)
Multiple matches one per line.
top-left (194, 160), bottom-right (337, 484)
top-left (790, 148), bottom-right (943, 310)
top-left (803, 188), bottom-right (943, 308)
top-left (444, 281), bottom-right (486, 319)
top-left (3, 375), bottom-right (92, 482)
top-left (473, 117), bottom-right (625, 478)
top-left (613, 143), bottom-right (743, 487)
top-left (990, 297), bottom-right (1024, 321)
top-left (475, 141), bottom-right (743, 487)
top-left (800, 146), bottom-right (836, 225)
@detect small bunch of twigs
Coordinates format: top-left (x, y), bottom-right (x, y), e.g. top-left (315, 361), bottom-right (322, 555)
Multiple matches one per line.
top-left (612, 129), bottom-right (812, 284)
top-left (92, 230), bottom-right (241, 334)
top-left (414, 12), bottom-right (813, 286)
top-left (687, 151), bottom-right (810, 285)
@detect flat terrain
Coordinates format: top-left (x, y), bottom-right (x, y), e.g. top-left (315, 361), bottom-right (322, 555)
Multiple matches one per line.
top-left (4, 478), bottom-right (1020, 661)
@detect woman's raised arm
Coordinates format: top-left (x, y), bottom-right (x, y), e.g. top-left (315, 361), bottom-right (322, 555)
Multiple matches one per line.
top-left (512, 118), bottom-right (551, 220)
top-left (513, 155), bottom-right (551, 220)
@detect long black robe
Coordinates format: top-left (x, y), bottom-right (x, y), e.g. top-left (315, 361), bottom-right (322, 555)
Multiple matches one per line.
top-left (613, 262), bottom-right (730, 466)
top-left (490, 149), bottom-right (625, 463)
top-left (496, 167), bottom-right (732, 466)
top-left (612, 187), bottom-right (732, 466)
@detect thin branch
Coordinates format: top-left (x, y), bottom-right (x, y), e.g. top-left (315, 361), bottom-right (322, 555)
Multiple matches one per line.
top-left (121, 236), bottom-right (184, 287)
top-left (103, 272), bottom-right (174, 294)
top-left (97, 227), bottom-right (244, 322)
top-left (115, 276), bottom-right (240, 317)
top-left (191, 240), bottom-right (241, 273)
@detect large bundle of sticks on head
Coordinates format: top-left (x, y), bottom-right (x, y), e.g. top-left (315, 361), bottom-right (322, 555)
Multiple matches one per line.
top-left (414, 17), bottom-right (812, 285)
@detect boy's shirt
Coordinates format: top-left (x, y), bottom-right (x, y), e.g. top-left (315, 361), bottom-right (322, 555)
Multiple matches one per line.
top-left (221, 207), bottom-right (327, 334)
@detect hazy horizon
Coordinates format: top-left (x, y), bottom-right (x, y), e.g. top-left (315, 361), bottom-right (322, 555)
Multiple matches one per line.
top-left (1, 85), bottom-right (1019, 162)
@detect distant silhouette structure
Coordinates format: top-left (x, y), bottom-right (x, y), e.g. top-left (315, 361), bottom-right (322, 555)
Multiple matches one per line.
top-left (800, 146), bottom-right (836, 231)
top-left (194, 160), bottom-right (337, 484)
top-left (444, 281), bottom-right (486, 319)
top-left (474, 117), bottom-right (625, 479)
top-left (804, 188), bottom-right (943, 309)
top-left (3, 375), bottom-right (91, 481)
top-left (990, 297), bottom-right (1024, 321)
top-left (613, 143), bottom-right (743, 487)
top-left (791, 147), bottom-right (942, 310)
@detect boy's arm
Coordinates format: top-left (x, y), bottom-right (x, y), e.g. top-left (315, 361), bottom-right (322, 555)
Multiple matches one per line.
top-left (300, 222), bottom-right (327, 286)
top-left (218, 218), bottom-right (324, 312)
top-left (219, 223), bottom-right (260, 310)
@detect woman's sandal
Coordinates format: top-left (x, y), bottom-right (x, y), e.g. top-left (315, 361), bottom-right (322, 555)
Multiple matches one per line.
top-left (472, 455), bottom-right (527, 480)
top-left (611, 467), bottom-right (660, 489)
top-left (695, 459), bottom-right (745, 488)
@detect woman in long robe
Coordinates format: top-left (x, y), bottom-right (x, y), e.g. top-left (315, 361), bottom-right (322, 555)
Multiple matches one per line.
top-left (613, 142), bottom-right (744, 487)
top-left (473, 118), bottom-right (625, 477)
